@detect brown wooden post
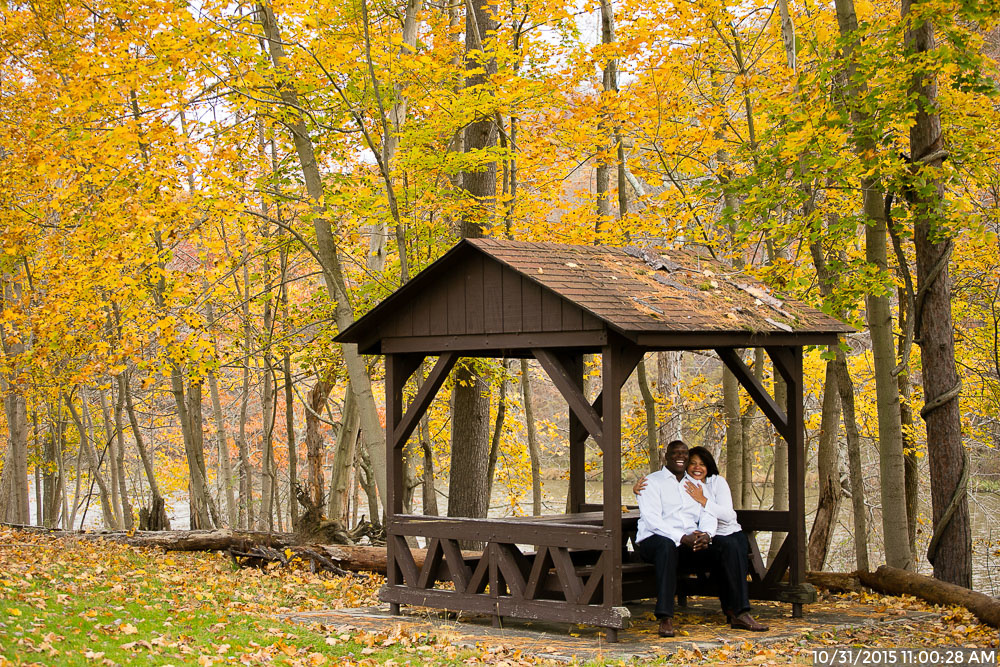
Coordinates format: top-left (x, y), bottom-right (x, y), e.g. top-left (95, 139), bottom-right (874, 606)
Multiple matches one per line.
top-left (786, 346), bottom-right (806, 617)
top-left (385, 354), bottom-right (403, 614)
top-left (384, 353), bottom-right (421, 615)
top-left (601, 341), bottom-right (623, 641)
top-left (567, 354), bottom-right (586, 513)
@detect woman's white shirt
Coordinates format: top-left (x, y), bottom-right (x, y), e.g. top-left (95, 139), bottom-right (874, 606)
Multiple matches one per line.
top-left (704, 475), bottom-right (742, 537)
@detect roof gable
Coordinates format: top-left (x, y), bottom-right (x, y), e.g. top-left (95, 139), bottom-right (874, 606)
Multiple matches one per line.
top-left (336, 239), bottom-right (853, 354)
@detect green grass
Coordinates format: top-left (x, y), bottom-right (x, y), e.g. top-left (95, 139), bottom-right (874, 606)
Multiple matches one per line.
top-left (0, 533), bottom-right (480, 666)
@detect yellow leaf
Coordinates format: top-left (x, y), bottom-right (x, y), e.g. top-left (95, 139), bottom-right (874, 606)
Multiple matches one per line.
top-left (5, 607), bottom-right (22, 616)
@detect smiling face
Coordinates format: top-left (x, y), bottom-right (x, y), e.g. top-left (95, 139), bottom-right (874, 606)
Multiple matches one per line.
top-left (687, 454), bottom-right (707, 481)
top-left (663, 441), bottom-right (689, 477)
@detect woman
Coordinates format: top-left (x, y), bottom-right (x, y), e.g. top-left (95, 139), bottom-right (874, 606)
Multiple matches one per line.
top-left (634, 447), bottom-right (768, 631)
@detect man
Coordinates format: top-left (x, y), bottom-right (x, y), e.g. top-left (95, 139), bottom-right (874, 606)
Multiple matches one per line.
top-left (635, 439), bottom-right (715, 637)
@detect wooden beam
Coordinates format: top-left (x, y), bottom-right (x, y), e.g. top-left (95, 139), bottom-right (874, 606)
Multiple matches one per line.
top-left (549, 546), bottom-right (584, 604)
top-left (441, 538), bottom-right (472, 592)
top-left (763, 536), bottom-right (792, 588)
top-left (384, 354), bottom-right (406, 607)
top-left (392, 353), bottom-right (457, 450)
top-left (466, 551), bottom-right (489, 594)
top-left (735, 509), bottom-right (792, 532)
top-left (784, 346), bottom-right (807, 617)
top-left (524, 546), bottom-right (552, 601)
top-left (390, 516), bottom-right (614, 550)
top-left (717, 348), bottom-right (790, 441)
top-left (765, 346), bottom-right (797, 386)
top-left (579, 552), bottom-right (606, 605)
top-left (567, 354), bottom-right (587, 513)
top-left (494, 544), bottom-right (529, 599)
top-left (747, 533), bottom-right (767, 581)
top-left (382, 330), bottom-right (607, 354)
top-left (601, 335), bottom-right (632, 610)
top-left (417, 538), bottom-right (444, 589)
top-left (634, 331), bottom-right (841, 350)
top-left (394, 534), bottom-right (420, 587)
top-left (378, 586), bottom-right (631, 629)
top-left (533, 348), bottom-right (604, 446)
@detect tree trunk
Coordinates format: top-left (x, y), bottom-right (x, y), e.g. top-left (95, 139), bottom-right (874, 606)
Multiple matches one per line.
top-left (0, 389), bottom-right (30, 525)
top-left (257, 3), bottom-right (388, 524)
top-left (65, 393), bottom-right (117, 529)
top-left (97, 389), bottom-right (123, 528)
top-left (185, 379), bottom-right (219, 529)
top-left (68, 433), bottom-right (84, 530)
top-left (302, 377), bottom-right (333, 513)
top-left (902, 0), bottom-right (969, 586)
top-left (0, 275), bottom-right (30, 525)
top-left (420, 422), bottom-right (438, 516)
top-left (326, 382), bottom-right (354, 525)
top-left (208, 364), bottom-right (237, 528)
top-left (42, 419), bottom-right (58, 528)
top-left (898, 359), bottom-right (919, 553)
top-left (238, 263), bottom-right (254, 530)
top-left (834, 0), bottom-right (912, 571)
top-left (486, 361), bottom-right (509, 502)
top-left (283, 353), bottom-right (296, 527)
top-left (447, 0), bottom-right (497, 534)
top-left (111, 384), bottom-right (135, 531)
top-left (594, 0), bottom-right (618, 229)
top-left (834, 347), bottom-right (869, 571)
top-left (460, 0), bottom-right (498, 239)
top-left (808, 357), bottom-right (843, 570)
top-left (449, 363), bottom-right (491, 526)
top-left (260, 356), bottom-right (276, 532)
top-left (723, 366), bottom-right (742, 510)
top-left (119, 372), bottom-right (169, 530)
top-left (521, 359), bottom-right (542, 515)
top-left (657, 351), bottom-right (682, 444)
top-left (636, 359), bottom-right (659, 474)
top-left (740, 348), bottom-right (765, 506)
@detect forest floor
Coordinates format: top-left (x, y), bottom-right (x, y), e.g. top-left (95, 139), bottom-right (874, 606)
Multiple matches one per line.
top-left (0, 527), bottom-right (996, 666)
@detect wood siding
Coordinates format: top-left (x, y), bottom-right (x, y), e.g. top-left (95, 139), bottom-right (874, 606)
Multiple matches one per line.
top-left (379, 254), bottom-right (602, 340)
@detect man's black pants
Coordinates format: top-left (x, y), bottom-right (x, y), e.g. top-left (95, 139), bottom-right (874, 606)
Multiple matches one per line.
top-left (638, 531), bottom-right (751, 618)
top-left (707, 531), bottom-right (751, 615)
top-left (637, 534), bottom-right (696, 618)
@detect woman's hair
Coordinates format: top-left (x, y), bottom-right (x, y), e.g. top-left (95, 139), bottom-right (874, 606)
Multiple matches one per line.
top-left (687, 446), bottom-right (720, 478)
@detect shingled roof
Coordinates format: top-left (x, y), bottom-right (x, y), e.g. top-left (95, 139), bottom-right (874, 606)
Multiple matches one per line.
top-left (336, 239), bottom-right (852, 354)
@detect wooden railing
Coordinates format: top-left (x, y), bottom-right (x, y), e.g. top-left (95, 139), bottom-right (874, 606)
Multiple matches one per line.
top-left (381, 514), bottom-right (630, 631)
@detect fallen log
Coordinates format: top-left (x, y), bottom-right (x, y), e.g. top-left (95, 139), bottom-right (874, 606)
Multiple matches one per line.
top-left (50, 528), bottom-right (300, 551)
top-left (83, 530), bottom-right (415, 573)
top-left (860, 566), bottom-right (1000, 628)
top-left (0, 524), bottom-right (423, 575)
top-left (315, 545), bottom-right (423, 574)
top-left (229, 544), bottom-right (365, 578)
top-left (806, 570), bottom-right (862, 593)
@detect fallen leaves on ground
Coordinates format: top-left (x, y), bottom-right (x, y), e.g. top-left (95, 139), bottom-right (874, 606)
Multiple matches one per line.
top-left (0, 528), bottom-right (542, 665)
top-left (0, 528), bottom-right (996, 665)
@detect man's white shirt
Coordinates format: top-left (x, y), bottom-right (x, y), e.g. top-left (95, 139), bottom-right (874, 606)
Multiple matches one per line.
top-left (636, 468), bottom-right (717, 546)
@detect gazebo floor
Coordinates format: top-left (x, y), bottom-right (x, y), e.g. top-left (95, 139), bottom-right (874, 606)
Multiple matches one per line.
top-left (284, 596), bottom-right (939, 663)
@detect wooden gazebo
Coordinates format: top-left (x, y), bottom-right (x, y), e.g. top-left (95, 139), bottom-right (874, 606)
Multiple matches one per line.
top-left (336, 239), bottom-right (852, 641)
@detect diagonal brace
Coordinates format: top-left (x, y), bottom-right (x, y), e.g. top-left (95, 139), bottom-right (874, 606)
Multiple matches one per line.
top-left (533, 348), bottom-right (603, 446)
top-left (765, 346), bottom-right (797, 386)
top-left (717, 348), bottom-right (790, 442)
top-left (392, 352), bottom-right (458, 450)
